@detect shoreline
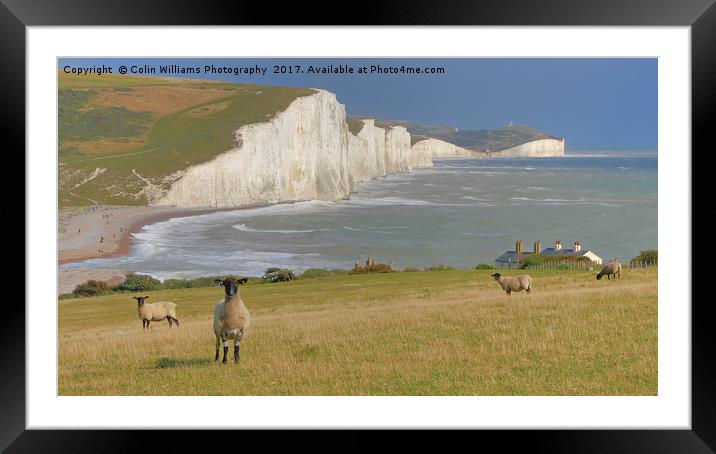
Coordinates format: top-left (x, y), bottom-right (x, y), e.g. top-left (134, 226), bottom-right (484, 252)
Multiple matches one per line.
top-left (57, 203), bottom-right (278, 294)
top-left (58, 203), bottom-right (273, 266)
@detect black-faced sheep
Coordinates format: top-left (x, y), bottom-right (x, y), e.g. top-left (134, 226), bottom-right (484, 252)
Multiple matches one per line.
top-left (596, 261), bottom-right (622, 280)
top-left (491, 273), bottom-right (532, 296)
top-left (213, 277), bottom-right (250, 364)
top-left (133, 296), bottom-right (179, 330)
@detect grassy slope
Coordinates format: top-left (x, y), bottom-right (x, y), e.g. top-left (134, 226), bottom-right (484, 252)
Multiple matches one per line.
top-left (58, 73), bottom-right (314, 207)
top-left (58, 268), bottom-right (657, 396)
top-left (58, 72), bottom-right (171, 89)
top-left (347, 118), bottom-right (366, 136)
top-left (366, 118), bottom-right (560, 152)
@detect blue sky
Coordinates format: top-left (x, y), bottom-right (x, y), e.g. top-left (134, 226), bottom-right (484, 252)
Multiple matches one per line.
top-left (59, 58), bottom-right (657, 150)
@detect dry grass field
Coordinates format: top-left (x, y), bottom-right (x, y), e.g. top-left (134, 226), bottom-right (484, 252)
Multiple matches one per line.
top-left (58, 268), bottom-right (657, 396)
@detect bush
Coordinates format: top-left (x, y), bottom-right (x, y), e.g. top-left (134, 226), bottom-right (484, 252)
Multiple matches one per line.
top-left (113, 273), bottom-right (164, 292)
top-left (300, 268), bottom-right (348, 279)
top-left (424, 264), bottom-right (454, 272)
top-left (162, 276), bottom-right (219, 289)
top-left (162, 278), bottom-right (197, 289)
top-left (518, 254), bottom-right (591, 269)
top-left (73, 279), bottom-right (113, 297)
top-left (263, 268), bottom-right (297, 282)
top-left (64, 273), bottom-right (252, 299)
top-left (350, 263), bottom-right (395, 274)
top-left (402, 267), bottom-right (421, 272)
top-left (518, 254), bottom-right (546, 269)
top-left (632, 250), bottom-right (657, 263)
top-left (475, 263), bottom-right (496, 270)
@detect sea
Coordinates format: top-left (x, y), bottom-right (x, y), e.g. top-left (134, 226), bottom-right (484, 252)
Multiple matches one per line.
top-left (61, 151), bottom-right (657, 280)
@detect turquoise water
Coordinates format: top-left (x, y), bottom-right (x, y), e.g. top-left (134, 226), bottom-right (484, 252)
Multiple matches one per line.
top-left (62, 151), bottom-right (657, 279)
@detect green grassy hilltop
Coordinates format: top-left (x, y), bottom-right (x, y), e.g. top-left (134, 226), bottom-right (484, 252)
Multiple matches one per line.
top-left (58, 73), bottom-right (314, 207)
top-left (58, 268), bottom-right (657, 396)
top-left (368, 119), bottom-right (561, 151)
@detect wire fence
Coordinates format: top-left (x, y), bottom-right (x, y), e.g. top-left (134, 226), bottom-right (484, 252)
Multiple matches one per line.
top-left (626, 260), bottom-right (658, 269)
top-left (516, 259), bottom-right (658, 271)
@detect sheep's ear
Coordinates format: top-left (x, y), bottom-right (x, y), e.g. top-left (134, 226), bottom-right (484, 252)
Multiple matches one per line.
top-left (133, 296), bottom-right (139, 300)
top-left (238, 277), bottom-right (249, 285)
top-left (144, 296), bottom-right (150, 299)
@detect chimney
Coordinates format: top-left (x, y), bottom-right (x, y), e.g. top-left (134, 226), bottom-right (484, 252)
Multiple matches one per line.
top-left (534, 240), bottom-right (541, 254)
top-left (516, 240), bottom-right (523, 256)
top-left (555, 240), bottom-right (562, 251)
top-left (574, 240), bottom-right (581, 252)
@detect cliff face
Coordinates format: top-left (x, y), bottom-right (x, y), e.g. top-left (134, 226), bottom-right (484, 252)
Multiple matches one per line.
top-left (371, 122), bottom-right (387, 176)
top-left (489, 138), bottom-right (565, 157)
top-left (158, 90), bottom-right (472, 208)
top-left (159, 90), bottom-right (349, 206)
top-left (157, 90), bottom-right (560, 208)
top-left (410, 138), bottom-right (476, 166)
top-left (347, 119), bottom-right (385, 189)
top-left (385, 126), bottom-right (412, 174)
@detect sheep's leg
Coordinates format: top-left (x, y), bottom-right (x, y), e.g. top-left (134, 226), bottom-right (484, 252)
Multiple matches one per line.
top-left (234, 339), bottom-right (241, 363)
top-left (167, 318), bottom-right (173, 327)
top-left (222, 336), bottom-right (228, 364)
top-left (214, 335), bottom-right (221, 363)
top-left (142, 320), bottom-right (146, 330)
top-left (146, 320), bottom-right (151, 329)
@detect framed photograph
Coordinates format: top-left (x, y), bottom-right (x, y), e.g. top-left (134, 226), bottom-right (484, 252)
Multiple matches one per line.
top-left (11, 0), bottom-right (709, 450)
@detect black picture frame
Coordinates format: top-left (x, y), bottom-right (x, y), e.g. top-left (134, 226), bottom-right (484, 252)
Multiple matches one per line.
top-left (7, 0), bottom-right (707, 451)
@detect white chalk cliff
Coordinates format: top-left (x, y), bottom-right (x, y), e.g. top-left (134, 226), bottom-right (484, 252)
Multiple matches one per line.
top-left (489, 138), bottom-right (565, 157)
top-left (410, 138), bottom-right (476, 165)
top-left (156, 89), bottom-right (564, 208)
top-left (157, 90), bottom-right (471, 207)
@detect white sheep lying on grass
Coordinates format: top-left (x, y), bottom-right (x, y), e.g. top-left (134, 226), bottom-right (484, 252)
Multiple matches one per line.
top-left (133, 296), bottom-right (179, 330)
top-left (490, 273), bottom-right (532, 296)
top-left (213, 277), bottom-right (250, 364)
top-left (596, 261), bottom-right (622, 280)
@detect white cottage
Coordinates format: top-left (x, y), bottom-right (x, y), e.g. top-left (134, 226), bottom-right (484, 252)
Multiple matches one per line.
top-left (539, 240), bottom-right (602, 264)
top-left (494, 240), bottom-right (602, 268)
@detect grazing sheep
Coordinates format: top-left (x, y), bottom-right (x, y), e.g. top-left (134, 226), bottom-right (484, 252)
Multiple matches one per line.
top-left (133, 296), bottom-right (179, 330)
top-left (213, 277), bottom-right (250, 364)
top-left (490, 273), bottom-right (532, 296)
top-left (596, 261), bottom-right (622, 280)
